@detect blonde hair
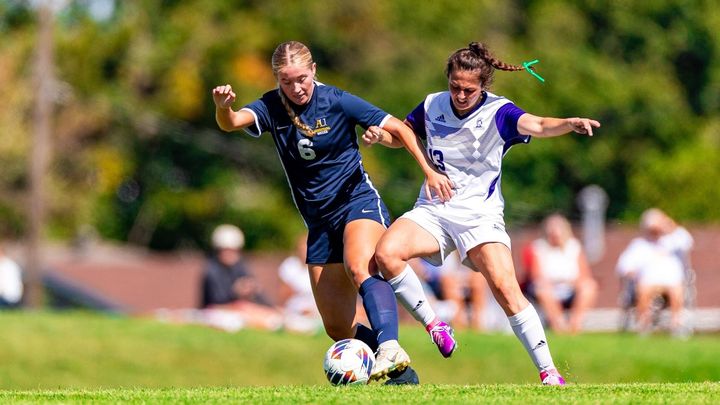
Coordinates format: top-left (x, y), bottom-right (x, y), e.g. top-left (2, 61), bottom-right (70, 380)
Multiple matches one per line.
top-left (640, 208), bottom-right (666, 233)
top-left (271, 41), bottom-right (317, 137)
top-left (543, 213), bottom-right (574, 246)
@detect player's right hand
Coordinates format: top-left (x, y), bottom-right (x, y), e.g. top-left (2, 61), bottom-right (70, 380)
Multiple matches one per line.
top-left (361, 126), bottom-right (385, 147)
top-left (212, 84), bottom-right (236, 109)
top-left (424, 170), bottom-right (454, 203)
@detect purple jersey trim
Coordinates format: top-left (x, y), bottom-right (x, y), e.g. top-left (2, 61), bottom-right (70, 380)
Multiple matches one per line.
top-left (495, 103), bottom-right (527, 142)
top-left (485, 103), bottom-right (530, 200)
top-left (405, 101), bottom-right (426, 139)
top-left (485, 174), bottom-right (501, 201)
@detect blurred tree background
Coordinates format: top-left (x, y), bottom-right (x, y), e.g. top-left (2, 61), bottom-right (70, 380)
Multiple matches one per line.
top-left (0, 0), bottom-right (718, 251)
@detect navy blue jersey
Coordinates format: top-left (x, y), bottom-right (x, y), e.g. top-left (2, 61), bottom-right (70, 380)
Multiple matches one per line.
top-left (241, 83), bottom-right (391, 222)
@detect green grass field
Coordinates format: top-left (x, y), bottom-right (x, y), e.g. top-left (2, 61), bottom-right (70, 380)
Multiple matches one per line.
top-left (2, 384), bottom-right (719, 404)
top-left (1, 311), bottom-right (718, 403)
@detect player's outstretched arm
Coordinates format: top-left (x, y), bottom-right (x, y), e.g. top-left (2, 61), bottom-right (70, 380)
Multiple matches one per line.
top-left (212, 84), bottom-right (256, 132)
top-left (518, 113), bottom-right (600, 138)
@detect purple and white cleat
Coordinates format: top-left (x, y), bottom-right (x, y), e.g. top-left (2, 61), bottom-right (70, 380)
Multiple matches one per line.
top-left (426, 320), bottom-right (457, 358)
top-left (540, 368), bottom-right (566, 386)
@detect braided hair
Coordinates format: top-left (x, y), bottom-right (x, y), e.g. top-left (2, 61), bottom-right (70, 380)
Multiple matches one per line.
top-left (271, 41), bottom-right (317, 137)
top-left (445, 42), bottom-right (526, 89)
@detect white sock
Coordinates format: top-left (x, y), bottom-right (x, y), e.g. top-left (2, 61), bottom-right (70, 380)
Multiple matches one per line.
top-left (508, 304), bottom-right (555, 372)
top-left (387, 265), bottom-right (437, 327)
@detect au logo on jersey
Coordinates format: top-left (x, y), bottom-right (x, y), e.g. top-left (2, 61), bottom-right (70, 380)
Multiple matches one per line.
top-left (314, 118), bottom-right (331, 135)
top-left (475, 118), bottom-right (483, 128)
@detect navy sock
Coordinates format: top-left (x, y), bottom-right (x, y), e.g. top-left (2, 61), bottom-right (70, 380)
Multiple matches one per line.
top-left (354, 323), bottom-right (379, 352)
top-left (358, 276), bottom-right (399, 345)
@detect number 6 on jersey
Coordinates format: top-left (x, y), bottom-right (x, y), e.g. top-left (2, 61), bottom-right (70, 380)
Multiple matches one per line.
top-left (297, 138), bottom-right (316, 160)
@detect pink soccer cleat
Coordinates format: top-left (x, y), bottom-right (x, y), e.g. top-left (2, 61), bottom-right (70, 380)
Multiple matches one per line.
top-left (540, 368), bottom-right (566, 386)
top-left (426, 320), bottom-right (457, 358)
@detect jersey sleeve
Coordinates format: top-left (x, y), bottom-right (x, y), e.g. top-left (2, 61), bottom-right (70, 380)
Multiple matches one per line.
top-left (405, 101), bottom-right (426, 139)
top-left (339, 92), bottom-right (391, 129)
top-left (495, 103), bottom-right (530, 145)
top-left (240, 97), bottom-right (273, 138)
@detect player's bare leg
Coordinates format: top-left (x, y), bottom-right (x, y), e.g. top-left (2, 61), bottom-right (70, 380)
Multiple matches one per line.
top-left (375, 219), bottom-right (440, 279)
top-left (376, 218), bottom-right (457, 358)
top-left (467, 242), bottom-right (564, 385)
top-left (345, 219), bottom-right (409, 381)
top-left (309, 263), bottom-right (362, 341)
top-left (467, 242), bottom-right (529, 314)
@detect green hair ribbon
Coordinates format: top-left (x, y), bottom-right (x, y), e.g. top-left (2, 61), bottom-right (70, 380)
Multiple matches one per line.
top-left (522, 59), bottom-right (545, 83)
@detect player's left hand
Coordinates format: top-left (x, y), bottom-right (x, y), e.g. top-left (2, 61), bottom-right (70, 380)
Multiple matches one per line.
top-left (362, 126), bottom-right (384, 146)
top-left (567, 117), bottom-right (601, 136)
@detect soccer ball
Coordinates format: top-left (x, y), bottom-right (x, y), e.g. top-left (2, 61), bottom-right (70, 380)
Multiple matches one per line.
top-left (323, 338), bottom-right (375, 385)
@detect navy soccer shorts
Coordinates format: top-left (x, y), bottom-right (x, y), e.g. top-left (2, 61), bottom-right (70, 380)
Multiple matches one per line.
top-left (306, 195), bottom-right (391, 264)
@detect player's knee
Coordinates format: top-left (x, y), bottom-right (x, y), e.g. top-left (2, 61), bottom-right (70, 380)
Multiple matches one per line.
top-left (374, 240), bottom-right (403, 271)
top-left (324, 324), bottom-right (353, 341)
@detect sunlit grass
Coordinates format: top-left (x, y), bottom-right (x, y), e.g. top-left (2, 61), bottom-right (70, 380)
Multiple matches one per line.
top-left (1, 310), bottom-right (718, 395)
top-left (1, 384), bottom-right (719, 404)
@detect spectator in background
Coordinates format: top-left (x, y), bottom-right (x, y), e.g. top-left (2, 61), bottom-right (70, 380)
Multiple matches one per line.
top-left (523, 214), bottom-right (597, 334)
top-left (659, 213), bottom-right (695, 308)
top-left (200, 224), bottom-right (282, 330)
top-left (419, 251), bottom-right (487, 331)
top-left (278, 233), bottom-right (321, 333)
top-left (616, 208), bottom-right (686, 335)
top-left (0, 244), bottom-right (23, 309)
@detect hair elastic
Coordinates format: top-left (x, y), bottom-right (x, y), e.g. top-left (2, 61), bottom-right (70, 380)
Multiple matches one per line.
top-left (522, 59), bottom-right (545, 83)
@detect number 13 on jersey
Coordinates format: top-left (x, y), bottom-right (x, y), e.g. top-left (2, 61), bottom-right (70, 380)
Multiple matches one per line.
top-left (428, 148), bottom-right (445, 171)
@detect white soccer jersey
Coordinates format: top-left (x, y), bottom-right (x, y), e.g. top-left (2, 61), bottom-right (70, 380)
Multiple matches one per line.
top-left (401, 91), bottom-right (530, 266)
top-left (407, 91), bottom-right (530, 213)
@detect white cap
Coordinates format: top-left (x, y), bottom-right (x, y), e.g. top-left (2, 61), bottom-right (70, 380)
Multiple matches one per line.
top-left (211, 224), bottom-right (245, 250)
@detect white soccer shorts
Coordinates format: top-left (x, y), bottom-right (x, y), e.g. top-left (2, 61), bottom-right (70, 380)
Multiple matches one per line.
top-left (399, 200), bottom-right (511, 268)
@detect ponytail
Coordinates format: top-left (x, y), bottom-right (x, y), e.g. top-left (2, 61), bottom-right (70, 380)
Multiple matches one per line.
top-left (467, 42), bottom-right (525, 72)
top-left (446, 42), bottom-right (527, 89)
top-left (278, 89), bottom-right (316, 137)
